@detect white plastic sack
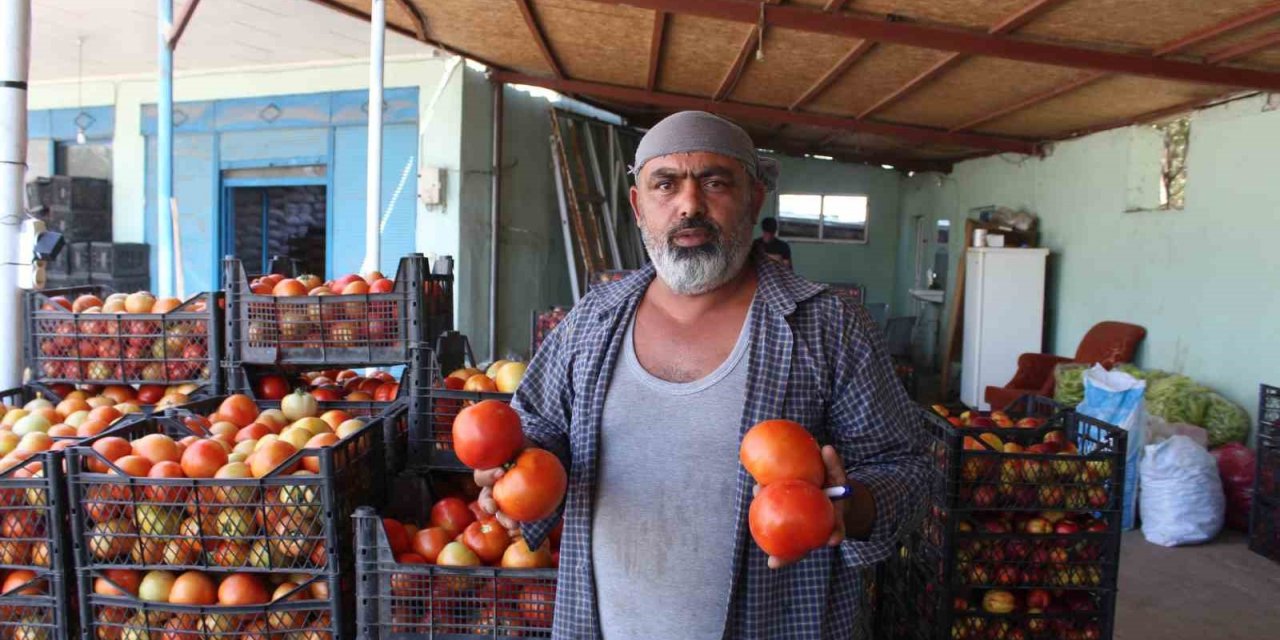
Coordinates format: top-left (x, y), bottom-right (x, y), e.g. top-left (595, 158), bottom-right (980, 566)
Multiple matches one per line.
top-left (1145, 415), bottom-right (1209, 448)
top-left (1076, 365), bottom-right (1146, 530)
top-left (1139, 435), bottom-right (1224, 547)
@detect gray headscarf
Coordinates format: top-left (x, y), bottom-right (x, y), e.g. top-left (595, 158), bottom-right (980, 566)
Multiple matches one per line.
top-left (630, 111), bottom-right (779, 190)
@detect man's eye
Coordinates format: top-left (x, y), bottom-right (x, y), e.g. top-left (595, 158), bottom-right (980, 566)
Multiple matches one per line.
top-left (706, 180), bottom-right (726, 189)
top-left (656, 181), bottom-right (673, 190)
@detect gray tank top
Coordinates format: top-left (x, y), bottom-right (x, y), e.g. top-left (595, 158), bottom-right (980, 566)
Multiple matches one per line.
top-left (591, 304), bottom-right (752, 640)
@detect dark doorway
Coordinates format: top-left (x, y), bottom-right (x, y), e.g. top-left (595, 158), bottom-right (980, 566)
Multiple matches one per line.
top-left (225, 184), bottom-right (327, 278)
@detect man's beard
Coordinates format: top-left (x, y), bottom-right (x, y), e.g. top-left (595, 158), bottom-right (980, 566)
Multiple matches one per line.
top-left (640, 213), bottom-right (755, 296)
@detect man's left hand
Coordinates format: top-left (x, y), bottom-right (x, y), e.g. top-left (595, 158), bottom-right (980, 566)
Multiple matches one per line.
top-left (753, 445), bottom-right (857, 570)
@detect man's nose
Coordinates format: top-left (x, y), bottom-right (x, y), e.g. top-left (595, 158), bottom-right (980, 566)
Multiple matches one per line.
top-left (675, 180), bottom-right (706, 218)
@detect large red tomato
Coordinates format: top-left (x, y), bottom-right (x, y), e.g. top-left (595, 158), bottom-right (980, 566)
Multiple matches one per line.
top-left (461, 519), bottom-right (511, 565)
top-left (217, 394), bottom-right (259, 428)
top-left (255, 375), bottom-right (290, 401)
top-left (373, 382), bottom-right (400, 402)
top-left (382, 519), bottom-right (412, 555)
top-left (451, 400), bottom-right (524, 469)
top-left (740, 420), bottom-right (825, 487)
top-left (430, 498), bottom-right (476, 536)
top-left (493, 449), bottom-right (567, 523)
top-left (411, 527), bottom-right (452, 563)
top-left (748, 479), bottom-right (835, 562)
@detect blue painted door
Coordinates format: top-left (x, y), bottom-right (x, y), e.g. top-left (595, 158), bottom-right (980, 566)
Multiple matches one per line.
top-left (331, 123), bottom-right (418, 277)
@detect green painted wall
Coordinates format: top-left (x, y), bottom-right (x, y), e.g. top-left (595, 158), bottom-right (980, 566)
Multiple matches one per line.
top-left (896, 94), bottom-right (1280, 428)
top-left (758, 155), bottom-right (903, 308)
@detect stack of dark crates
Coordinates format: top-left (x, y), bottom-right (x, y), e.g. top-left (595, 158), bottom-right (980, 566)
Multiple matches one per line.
top-left (1249, 384), bottom-right (1280, 563)
top-left (28, 175), bottom-right (150, 291)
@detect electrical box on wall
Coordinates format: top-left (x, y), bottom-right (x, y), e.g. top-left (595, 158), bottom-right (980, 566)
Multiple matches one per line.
top-left (420, 167), bottom-right (445, 206)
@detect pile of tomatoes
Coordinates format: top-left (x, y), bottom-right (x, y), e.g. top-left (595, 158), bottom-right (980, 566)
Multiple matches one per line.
top-left (251, 368), bottom-right (401, 403)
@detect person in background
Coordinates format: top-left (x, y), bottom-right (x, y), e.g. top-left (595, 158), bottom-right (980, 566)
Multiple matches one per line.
top-left (752, 216), bottom-right (792, 268)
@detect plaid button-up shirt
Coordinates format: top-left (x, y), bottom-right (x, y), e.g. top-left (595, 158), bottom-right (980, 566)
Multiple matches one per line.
top-left (514, 258), bottom-right (928, 639)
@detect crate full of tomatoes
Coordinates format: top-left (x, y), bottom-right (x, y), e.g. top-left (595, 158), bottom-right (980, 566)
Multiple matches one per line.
top-left (24, 286), bottom-right (221, 387)
top-left (406, 350), bottom-right (526, 471)
top-left (228, 365), bottom-right (409, 471)
top-left (876, 400), bottom-right (1126, 640)
top-left (223, 254), bottom-right (453, 366)
top-left (66, 394), bottom-right (391, 577)
top-left (354, 486), bottom-right (559, 639)
top-left (0, 385), bottom-right (144, 640)
top-left (1249, 384), bottom-right (1280, 564)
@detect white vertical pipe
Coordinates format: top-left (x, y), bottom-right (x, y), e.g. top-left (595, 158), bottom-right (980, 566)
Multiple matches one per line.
top-left (0, 0), bottom-right (30, 389)
top-left (362, 0), bottom-right (385, 276)
top-left (157, 0), bottom-right (175, 296)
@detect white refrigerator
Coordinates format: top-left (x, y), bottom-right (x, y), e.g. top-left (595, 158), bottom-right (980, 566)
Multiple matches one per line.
top-left (960, 247), bottom-right (1050, 410)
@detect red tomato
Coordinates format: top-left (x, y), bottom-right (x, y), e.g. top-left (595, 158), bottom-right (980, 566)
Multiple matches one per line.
top-left (748, 479), bottom-right (835, 562)
top-left (451, 400), bottom-right (524, 469)
top-left (374, 382), bottom-right (400, 402)
top-left (739, 419), bottom-right (825, 488)
top-left (383, 518), bottom-right (412, 555)
top-left (493, 449), bottom-right (567, 523)
top-left (310, 387), bottom-right (343, 402)
top-left (217, 394), bottom-right (259, 428)
top-left (430, 497), bottom-right (476, 536)
top-left (255, 375), bottom-right (290, 401)
top-left (461, 519), bottom-right (512, 564)
top-left (411, 527), bottom-right (452, 563)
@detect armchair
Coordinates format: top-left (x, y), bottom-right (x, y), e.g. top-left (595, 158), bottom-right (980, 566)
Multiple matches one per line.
top-left (983, 322), bottom-right (1147, 410)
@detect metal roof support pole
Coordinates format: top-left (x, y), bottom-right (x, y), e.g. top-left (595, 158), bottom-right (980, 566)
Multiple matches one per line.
top-left (362, 0), bottom-right (385, 276)
top-left (157, 0), bottom-right (176, 297)
top-left (0, 0), bottom-right (30, 388)
top-left (488, 80), bottom-right (503, 361)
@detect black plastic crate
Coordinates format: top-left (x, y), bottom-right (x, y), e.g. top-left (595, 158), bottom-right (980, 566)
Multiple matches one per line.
top-left (1250, 496), bottom-right (1280, 564)
top-left (354, 507), bottom-right (556, 640)
top-left (224, 255), bottom-right (434, 366)
top-left (530, 306), bottom-right (570, 357)
top-left (225, 364), bottom-right (411, 472)
top-left (406, 348), bottom-right (514, 471)
top-left (69, 242), bottom-right (93, 277)
top-left (0, 448), bottom-right (77, 640)
top-left (75, 568), bottom-right (345, 640)
top-left (874, 404), bottom-right (1126, 640)
top-left (66, 405), bottom-right (389, 575)
top-left (91, 274), bottom-right (151, 293)
top-left (1258, 384), bottom-right (1279, 442)
top-left (40, 209), bottom-right (113, 243)
top-left (26, 176), bottom-right (110, 212)
top-left (25, 286), bottom-right (221, 388)
top-left (45, 272), bottom-right (93, 289)
top-left (87, 243), bottom-right (149, 279)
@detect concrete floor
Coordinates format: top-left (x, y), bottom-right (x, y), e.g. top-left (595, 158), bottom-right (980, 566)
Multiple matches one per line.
top-left (1115, 530), bottom-right (1280, 640)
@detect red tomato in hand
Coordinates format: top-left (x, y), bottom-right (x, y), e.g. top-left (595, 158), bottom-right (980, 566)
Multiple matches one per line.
top-left (740, 420), bottom-right (825, 487)
top-left (452, 400), bottom-right (524, 469)
top-left (461, 519), bottom-right (511, 564)
top-left (256, 375), bottom-right (290, 401)
top-left (748, 479), bottom-right (835, 562)
top-left (493, 449), bottom-right (567, 523)
top-left (430, 497), bottom-right (476, 536)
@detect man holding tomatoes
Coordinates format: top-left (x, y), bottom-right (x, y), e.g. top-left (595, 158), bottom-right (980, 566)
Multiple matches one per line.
top-left (477, 111), bottom-right (926, 639)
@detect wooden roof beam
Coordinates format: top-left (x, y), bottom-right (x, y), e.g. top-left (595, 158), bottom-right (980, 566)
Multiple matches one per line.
top-left (167, 0), bottom-right (202, 48)
top-left (515, 0), bottom-right (565, 78)
top-left (824, 1), bottom-right (850, 12)
top-left (857, 0), bottom-right (1071, 118)
top-left (647, 11), bottom-right (666, 90)
top-left (790, 40), bottom-right (876, 110)
top-left (489, 70), bottom-right (1041, 154)
top-left (391, 0), bottom-right (429, 41)
top-left (713, 0), bottom-right (780, 101)
top-left (587, 0), bottom-right (1280, 91)
top-left (952, 5), bottom-right (1280, 132)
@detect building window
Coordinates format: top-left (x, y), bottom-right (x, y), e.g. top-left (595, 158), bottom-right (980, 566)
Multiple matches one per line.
top-left (777, 193), bottom-right (869, 243)
top-left (55, 140), bottom-right (113, 180)
top-left (1155, 117), bottom-right (1188, 210)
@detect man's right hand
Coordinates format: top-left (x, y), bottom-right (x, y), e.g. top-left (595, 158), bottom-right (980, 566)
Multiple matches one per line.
top-left (474, 466), bottom-right (519, 532)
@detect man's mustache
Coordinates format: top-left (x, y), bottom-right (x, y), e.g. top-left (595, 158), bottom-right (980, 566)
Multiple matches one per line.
top-left (666, 217), bottom-right (721, 243)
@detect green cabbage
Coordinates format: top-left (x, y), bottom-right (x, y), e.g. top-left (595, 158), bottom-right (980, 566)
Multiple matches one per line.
top-left (1203, 393), bottom-right (1250, 447)
top-left (1053, 363), bottom-right (1089, 406)
top-left (1114, 363), bottom-right (1171, 385)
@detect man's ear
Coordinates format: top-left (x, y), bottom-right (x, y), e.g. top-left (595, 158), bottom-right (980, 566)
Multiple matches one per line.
top-left (629, 185), bottom-right (642, 223)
